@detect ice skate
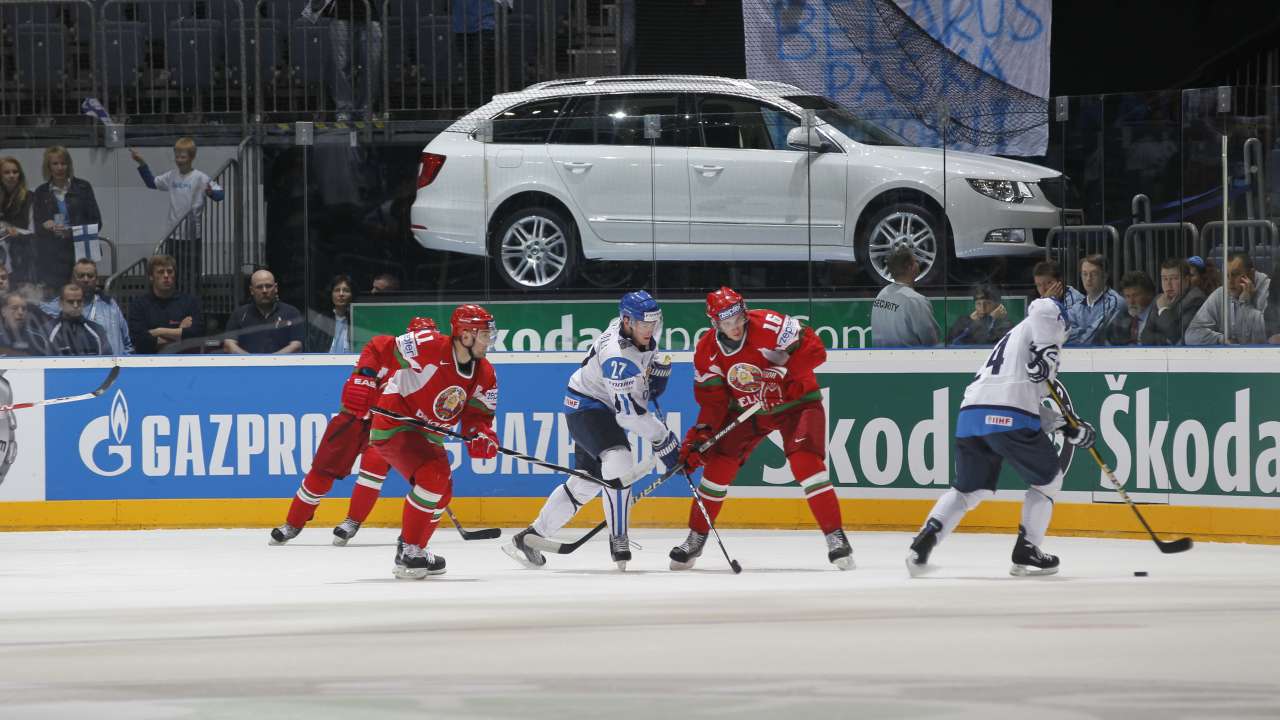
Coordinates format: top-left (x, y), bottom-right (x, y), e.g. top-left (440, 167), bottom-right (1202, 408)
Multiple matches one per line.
top-left (332, 518), bottom-right (360, 546)
top-left (1010, 525), bottom-right (1059, 576)
top-left (610, 534), bottom-right (632, 571)
top-left (394, 543), bottom-right (446, 579)
top-left (906, 518), bottom-right (942, 578)
top-left (669, 530), bottom-right (707, 571)
top-left (825, 528), bottom-right (855, 570)
top-left (268, 523), bottom-right (300, 545)
top-left (501, 527), bottom-right (547, 569)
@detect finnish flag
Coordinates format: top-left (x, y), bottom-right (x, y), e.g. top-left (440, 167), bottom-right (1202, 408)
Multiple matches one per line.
top-left (72, 224), bottom-right (103, 262)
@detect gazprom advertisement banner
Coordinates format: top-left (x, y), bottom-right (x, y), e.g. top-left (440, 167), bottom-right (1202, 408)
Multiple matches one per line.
top-left (26, 355), bottom-right (1280, 506)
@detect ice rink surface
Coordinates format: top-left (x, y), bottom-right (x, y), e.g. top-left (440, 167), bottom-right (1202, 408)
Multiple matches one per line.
top-left (2, 527), bottom-right (1278, 719)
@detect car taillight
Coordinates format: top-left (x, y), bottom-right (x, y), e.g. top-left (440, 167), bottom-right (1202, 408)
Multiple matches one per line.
top-left (417, 152), bottom-right (446, 189)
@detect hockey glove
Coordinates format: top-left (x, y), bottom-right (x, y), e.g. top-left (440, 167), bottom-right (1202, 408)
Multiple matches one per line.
top-left (340, 370), bottom-right (379, 417)
top-left (756, 367), bottom-right (787, 410)
top-left (1025, 343), bottom-right (1060, 383)
top-left (465, 425), bottom-right (499, 460)
top-left (648, 356), bottom-right (673, 400)
top-left (1062, 418), bottom-right (1095, 449)
top-left (652, 430), bottom-right (681, 473)
top-left (680, 425), bottom-right (714, 470)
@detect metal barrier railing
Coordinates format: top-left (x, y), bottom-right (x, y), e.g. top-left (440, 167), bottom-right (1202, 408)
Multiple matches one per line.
top-left (1201, 218), bottom-right (1280, 276)
top-left (1046, 225), bottom-right (1122, 288)
top-left (1, 0), bottom-right (620, 122)
top-left (1122, 222), bottom-right (1200, 282)
top-left (0, 0), bottom-right (97, 118)
top-left (106, 136), bottom-right (251, 318)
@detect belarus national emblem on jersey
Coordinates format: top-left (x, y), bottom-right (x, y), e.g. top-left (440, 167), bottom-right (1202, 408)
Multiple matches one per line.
top-left (726, 362), bottom-right (765, 393)
top-left (433, 385), bottom-right (468, 421)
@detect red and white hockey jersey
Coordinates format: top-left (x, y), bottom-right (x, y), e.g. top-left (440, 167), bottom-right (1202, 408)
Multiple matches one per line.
top-left (370, 329), bottom-right (498, 441)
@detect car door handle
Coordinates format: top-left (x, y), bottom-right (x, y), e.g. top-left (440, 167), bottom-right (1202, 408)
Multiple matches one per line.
top-left (692, 164), bottom-right (724, 176)
top-left (562, 161), bottom-right (593, 174)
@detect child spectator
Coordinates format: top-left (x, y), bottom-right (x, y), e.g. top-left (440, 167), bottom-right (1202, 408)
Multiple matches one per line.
top-left (130, 138), bottom-right (225, 289)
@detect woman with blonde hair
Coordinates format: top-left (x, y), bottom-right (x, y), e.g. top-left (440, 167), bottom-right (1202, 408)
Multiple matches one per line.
top-left (0, 156), bottom-right (37, 283)
top-left (31, 146), bottom-right (102, 297)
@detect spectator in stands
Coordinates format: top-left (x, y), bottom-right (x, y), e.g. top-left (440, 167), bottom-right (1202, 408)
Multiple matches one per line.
top-left (224, 269), bottom-right (304, 354)
top-left (128, 255), bottom-right (206, 355)
top-left (1106, 271), bottom-right (1157, 346)
top-left (1066, 254), bottom-right (1123, 346)
top-left (302, 0), bottom-right (383, 122)
top-left (39, 259), bottom-right (131, 355)
top-left (452, 0), bottom-right (497, 107)
top-left (0, 291), bottom-right (50, 356)
top-left (946, 283), bottom-right (1012, 346)
top-left (1187, 252), bottom-right (1271, 345)
top-left (1033, 259), bottom-right (1085, 306)
top-left (1142, 258), bottom-right (1206, 346)
top-left (871, 247), bottom-right (939, 347)
top-left (46, 283), bottom-right (110, 356)
top-left (32, 146), bottom-right (102, 298)
top-left (0, 156), bottom-right (36, 285)
top-left (1187, 255), bottom-right (1222, 296)
top-left (130, 139), bottom-right (224, 233)
top-left (370, 272), bottom-right (399, 294)
top-left (311, 273), bottom-right (354, 353)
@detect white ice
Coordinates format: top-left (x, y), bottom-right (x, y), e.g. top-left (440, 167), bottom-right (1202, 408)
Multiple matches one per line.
top-left (1, 527), bottom-right (1278, 719)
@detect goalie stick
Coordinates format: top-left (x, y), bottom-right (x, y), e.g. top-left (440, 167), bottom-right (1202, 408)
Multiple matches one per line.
top-left (368, 406), bottom-right (654, 490)
top-left (1046, 382), bottom-right (1193, 554)
top-left (444, 507), bottom-right (501, 541)
top-left (0, 365), bottom-right (121, 412)
top-left (525, 401), bottom-right (762, 556)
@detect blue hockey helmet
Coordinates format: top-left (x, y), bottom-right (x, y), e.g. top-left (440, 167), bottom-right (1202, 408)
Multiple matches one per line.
top-left (619, 290), bottom-right (663, 339)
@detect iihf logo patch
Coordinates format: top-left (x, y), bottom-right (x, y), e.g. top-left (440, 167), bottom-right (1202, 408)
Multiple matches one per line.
top-left (433, 386), bottom-right (467, 421)
top-left (985, 415), bottom-right (1013, 427)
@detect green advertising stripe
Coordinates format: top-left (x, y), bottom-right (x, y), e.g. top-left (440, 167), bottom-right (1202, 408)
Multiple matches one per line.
top-left (352, 297), bottom-right (1027, 351)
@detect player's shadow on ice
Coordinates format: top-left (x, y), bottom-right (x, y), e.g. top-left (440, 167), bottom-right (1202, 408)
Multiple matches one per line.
top-left (914, 574), bottom-right (1073, 582)
top-left (549, 570), bottom-right (660, 576)
top-left (336, 578), bottom-right (484, 584)
top-left (276, 542), bottom-right (400, 548)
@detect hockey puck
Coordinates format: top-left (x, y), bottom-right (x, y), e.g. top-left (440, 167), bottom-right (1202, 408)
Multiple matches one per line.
top-left (1133, 571), bottom-right (1149, 577)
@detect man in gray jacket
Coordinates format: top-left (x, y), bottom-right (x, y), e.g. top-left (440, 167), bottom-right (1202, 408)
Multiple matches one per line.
top-left (1186, 253), bottom-right (1270, 345)
top-left (871, 247), bottom-right (939, 347)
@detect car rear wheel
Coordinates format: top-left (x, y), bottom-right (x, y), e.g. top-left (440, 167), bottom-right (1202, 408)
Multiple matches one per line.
top-left (492, 205), bottom-right (578, 291)
top-left (858, 203), bottom-right (944, 286)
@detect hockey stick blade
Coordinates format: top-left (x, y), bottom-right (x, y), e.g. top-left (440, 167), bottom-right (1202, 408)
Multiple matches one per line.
top-left (369, 406), bottom-right (629, 489)
top-left (526, 403), bottom-right (763, 556)
top-left (0, 365), bottom-right (121, 412)
top-left (445, 507), bottom-right (501, 541)
top-left (1046, 383), bottom-right (1194, 555)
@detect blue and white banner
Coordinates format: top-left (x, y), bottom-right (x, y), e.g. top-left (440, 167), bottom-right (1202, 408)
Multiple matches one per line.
top-left (43, 363), bottom-right (699, 502)
top-left (744, 0), bottom-right (1051, 156)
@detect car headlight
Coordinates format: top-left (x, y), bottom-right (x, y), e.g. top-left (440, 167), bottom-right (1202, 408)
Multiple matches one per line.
top-left (967, 179), bottom-right (1035, 203)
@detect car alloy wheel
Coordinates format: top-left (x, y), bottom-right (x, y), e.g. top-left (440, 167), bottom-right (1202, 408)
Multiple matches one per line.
top-left (867, 209), bottom-right (938, 284)
top-left (499, 214), bottom-right (570, 288)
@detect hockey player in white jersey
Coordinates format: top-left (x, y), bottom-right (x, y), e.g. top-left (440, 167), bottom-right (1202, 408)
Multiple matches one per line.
top-left (502, 291), bottom-right (681, 571)
top-left (906, 294), bottom-right (1096, 577)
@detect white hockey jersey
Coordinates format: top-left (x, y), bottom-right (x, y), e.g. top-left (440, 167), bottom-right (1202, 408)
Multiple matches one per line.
top-left (956, 298), bottom-right (1069, 438)
top-left (564, 318), bottom-right (667, 443)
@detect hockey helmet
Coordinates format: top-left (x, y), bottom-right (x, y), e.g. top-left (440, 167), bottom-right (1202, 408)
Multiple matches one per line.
top-left (450, 304), bottom-right (496, 339)
top-left (619, 290), bottom-right (663, 337)
top-left (408, 316), bottom-right (437, 333)
top-left (706, 286), bottom-right (747, 328)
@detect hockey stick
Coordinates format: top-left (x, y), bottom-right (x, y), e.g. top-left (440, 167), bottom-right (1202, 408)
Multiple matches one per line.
top-left (0, 365), bottom-right (121, 412)
top-left (526, 402), bottom-right (762, 556)
top-left (368, 406), bottom-right (647, 490)
top-left (444, 507), bottom-right (501, 541)
top-left (1046, 382), bottom-right (1193, 554)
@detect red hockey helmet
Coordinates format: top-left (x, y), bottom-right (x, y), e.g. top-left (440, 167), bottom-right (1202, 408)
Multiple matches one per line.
top-left (706, 286), bottom-right (746, 327)
top-left (450, 303), bottom-right (496, 337)
top-left (407, 316), bottom-right (437, 333)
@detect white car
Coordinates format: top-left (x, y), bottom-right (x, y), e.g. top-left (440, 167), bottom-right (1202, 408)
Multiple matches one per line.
top-left (410, 75), bottom-right (1081, 290)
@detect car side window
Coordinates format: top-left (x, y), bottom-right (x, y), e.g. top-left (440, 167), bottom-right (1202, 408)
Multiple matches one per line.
top-left (696, 95), bottom-right (800, 151)
top-left (550, 96), bottom-right (600, 145)
top-left (595, 93), bottom-right (686, 146)
top-left (490, 99), bottom-right (568, 144)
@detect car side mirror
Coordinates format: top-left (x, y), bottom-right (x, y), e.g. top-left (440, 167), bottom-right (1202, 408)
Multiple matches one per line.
top-left (786, 126), bottom-right (834, 153)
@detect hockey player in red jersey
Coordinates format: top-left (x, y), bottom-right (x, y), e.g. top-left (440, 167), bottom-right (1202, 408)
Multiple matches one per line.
top-left (670, 287), bottom-right (853, 570)
top-left (271, 317), bottom-right (438, 546)
top-left (370, 304), bottom-right (500, 579)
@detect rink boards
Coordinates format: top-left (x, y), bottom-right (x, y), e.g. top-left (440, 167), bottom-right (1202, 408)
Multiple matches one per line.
top-left (2, 351), bottom-right (1280, 542)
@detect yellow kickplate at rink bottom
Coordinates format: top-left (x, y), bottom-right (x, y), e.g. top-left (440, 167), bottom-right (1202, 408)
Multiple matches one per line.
top-left (1, 498), bottom-right (1277, 544)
